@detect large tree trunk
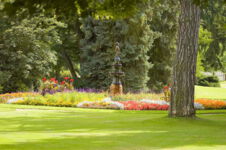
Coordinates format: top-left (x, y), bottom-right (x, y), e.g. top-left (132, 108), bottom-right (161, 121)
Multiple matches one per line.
top-left (169, 0), bottom-right (200, 117)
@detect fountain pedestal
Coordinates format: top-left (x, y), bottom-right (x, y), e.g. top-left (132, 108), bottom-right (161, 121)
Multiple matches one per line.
top-left (109, 43), bottom-right (124, 96)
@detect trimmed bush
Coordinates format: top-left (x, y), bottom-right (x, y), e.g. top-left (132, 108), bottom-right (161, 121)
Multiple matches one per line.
top-left (197, 75), bottom-right (220, 87)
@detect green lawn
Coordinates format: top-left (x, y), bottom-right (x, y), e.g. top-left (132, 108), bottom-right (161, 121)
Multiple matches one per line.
top-left (0, 104), bottom-right (226, 150)
top-left (221, 81), bottom-right (226, 88)
top-left (195, 85), bottom-right (226, 100)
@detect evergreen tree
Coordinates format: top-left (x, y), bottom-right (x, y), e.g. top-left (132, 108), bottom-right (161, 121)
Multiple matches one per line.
top-left (200, 0), bottom-right (226, 71)
top-left (80, 8), bottom-right (159, 92)
top-left (147, 0), bottom-right (179, 91)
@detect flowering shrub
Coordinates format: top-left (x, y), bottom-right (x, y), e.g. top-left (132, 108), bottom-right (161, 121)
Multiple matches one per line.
top-left (41, 77), bottom-right (74, 95)
top-left (0, 92), bottom-right (39, 103)
top-left (195, 99), bottom-right (226, 109)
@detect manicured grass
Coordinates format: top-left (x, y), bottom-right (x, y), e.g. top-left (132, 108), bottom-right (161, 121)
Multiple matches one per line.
top-left (195, 86), bottom-right (226, 100)
top-left (0, 104), bottom-right (226, 150)
top-left (220, 81), bottom-right (226, 88)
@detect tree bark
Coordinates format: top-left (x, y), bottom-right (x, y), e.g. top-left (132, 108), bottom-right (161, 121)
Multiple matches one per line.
top-left (61, 49), bottom-right (78, 80)
top-left (169, 0), bottom-right (200, 117)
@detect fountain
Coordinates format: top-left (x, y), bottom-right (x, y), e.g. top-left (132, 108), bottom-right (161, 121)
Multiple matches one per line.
top-left (109, 42), bottom-right (124, 96)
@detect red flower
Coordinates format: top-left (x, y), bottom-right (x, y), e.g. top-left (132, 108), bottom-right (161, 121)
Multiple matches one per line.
top-left (54, 80), bottom-right (58, 84)
top-left (119, 101), bottom-right (169, 111)
top-left (50, 78), bottom-right (56, 82)
top-left (42, 77), bottom-right (47, 82)
top-left (163, 86), bottom-right (169, 90)
top-left (70, 79), bottom-right (74, 82)
top-left (64, 77), bottom-right (69, 80)
top-left (61, 81), bottom-right (65, 85)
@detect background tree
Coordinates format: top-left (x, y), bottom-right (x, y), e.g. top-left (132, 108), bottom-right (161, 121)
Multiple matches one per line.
top-left (0, 14), bottom-right (64, 92)
top-left (147, 0), bottom-right (179, 92)
top-left (80, 10), bottom-right (159, 92)
top-left (200, 0), bottom-right (226, 71)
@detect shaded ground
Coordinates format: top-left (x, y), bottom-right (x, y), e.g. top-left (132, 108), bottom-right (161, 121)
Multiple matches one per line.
top-left (0, 104), bottom-right (226, 150)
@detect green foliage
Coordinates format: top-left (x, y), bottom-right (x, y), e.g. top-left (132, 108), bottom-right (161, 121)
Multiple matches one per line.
top-left (52, 16), bottom-right (80, 85)
top-left (147, 0), bottom-right (179, 92)
top-left (79, 1), bottom-right (178, 92)
top-left (80, 6), bottom-right (159, 92)
top-left (3, 0), bottom-right (146, 18)
top-left (197, 75), bottom-right (220, 87)
top-left (221, 52), bottom-right (226, 72)
top-left (198, 25), bottom-right (213, 54)
top-left (196, 52), bottom-right (205, 77)
top-left (0, 14), bottom-right (65, 92)
top-left (200, 0), bottom-right (226, 71)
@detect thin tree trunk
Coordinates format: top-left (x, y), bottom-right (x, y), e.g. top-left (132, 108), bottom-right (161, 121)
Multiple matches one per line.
top-left (61, 50), bottom-right (77, 80)
top-left (169, 0), bottom-right (200, 117)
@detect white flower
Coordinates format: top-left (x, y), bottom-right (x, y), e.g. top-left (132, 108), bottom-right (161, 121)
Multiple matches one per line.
top-left (102, 97), bottom-right (124, 109)
top-left (77, 101), bottom-right (93, 107)
top-left (7, 98), bottom-right (24, 104)
top-left (107, 101), bottom-right (124, 110)
top-left (140, 99), bottom-right (169, 105)
top-left (102, 97), bottom-right (112, 102)
top-left (194, 102), bottom-right (205, 110)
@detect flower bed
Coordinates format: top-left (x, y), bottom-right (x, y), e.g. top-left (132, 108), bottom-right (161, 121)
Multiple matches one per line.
top-left (0, 92), bottom-right (39, 103)
top-left (77, 101), bottom-right (124, 110)
top-left (119, 101), bottom-right (169, 110)
top-left (111, 93), bottom-right (163, 101)
top-left (12, 92), bottom-right (107, 107)
top-left (40, 77), bottom-right (74, 95)
top-left (195, 99), bottom-right (226, 109)
top-left (75, 98), bottom-right (212, 110)
top-left (2, 91), bottom-right (226, 111)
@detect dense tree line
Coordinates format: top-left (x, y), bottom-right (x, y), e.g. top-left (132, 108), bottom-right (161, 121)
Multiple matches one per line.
top-left (0, 0), bottom-right (225, 97)
top-left (0, 0), bottom-right (178, 93)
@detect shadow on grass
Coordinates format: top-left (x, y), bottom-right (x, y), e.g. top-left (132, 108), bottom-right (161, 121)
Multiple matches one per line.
top-left (0, 107), bottom-right (226, 150)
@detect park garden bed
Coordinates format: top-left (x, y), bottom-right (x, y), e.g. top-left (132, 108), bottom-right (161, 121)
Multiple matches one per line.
top-left (1, 91), bottom-right (226, 110)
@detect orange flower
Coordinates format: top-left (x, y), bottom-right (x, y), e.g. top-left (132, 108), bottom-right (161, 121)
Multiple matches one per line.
top-left (195, 99), bottom-right (226, 109)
